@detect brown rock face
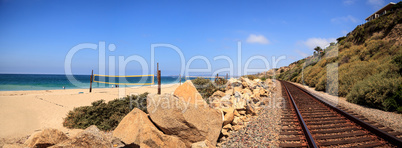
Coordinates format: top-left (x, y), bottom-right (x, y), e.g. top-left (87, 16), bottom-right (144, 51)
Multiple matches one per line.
top-left (51, 125), bottom-right (111, 148)
top-left (24, 128), bottom-right (68, 148)
top-left (174, 80), bottom-right (206, 106)
top-left (147, 93), bottom-right (223, 147)
top-left (113, 108), bottom-right (185, 148)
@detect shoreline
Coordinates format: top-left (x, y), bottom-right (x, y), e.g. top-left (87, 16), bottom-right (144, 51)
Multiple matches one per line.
top-left (0, 83), bottom-right (180, 139)
top-left (0, 82), bottom-right (180, 92)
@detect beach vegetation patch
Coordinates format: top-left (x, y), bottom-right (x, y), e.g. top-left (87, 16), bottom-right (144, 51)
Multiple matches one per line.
top-left (63, 92), bottom-right (149, 131)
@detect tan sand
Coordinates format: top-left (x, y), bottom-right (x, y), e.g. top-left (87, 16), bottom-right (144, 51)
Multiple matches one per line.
top-left (0, 84), bottom-right (180, 139)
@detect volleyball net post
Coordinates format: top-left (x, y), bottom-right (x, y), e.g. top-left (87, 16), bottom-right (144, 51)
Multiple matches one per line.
top-left (89, 70), bottom-right (93, 93)
top-left (157, 63), bottom-right (161, 95)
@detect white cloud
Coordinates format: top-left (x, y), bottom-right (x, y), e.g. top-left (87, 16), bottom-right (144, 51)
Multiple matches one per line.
top-left (331, 15), bottom-right (359, 23)
top-left (343, 0), bottom-right (355, 5)
top-left (367, 0), bottom-right (385, 9)
top-left (246, 34), bottom-right (270, 44)
top-left (303, 38), bottom-right (336, 49)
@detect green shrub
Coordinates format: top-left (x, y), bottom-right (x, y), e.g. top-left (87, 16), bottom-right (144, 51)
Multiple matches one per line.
top-left (346, 71), bottom-right (402, 111)
top-left (63, 92), bottom-right (149, 131)
top-left (393, 54), bottom-right (402, 74)
top-left (243, 75), bottom-right (257, 80)
top-left (338, 61), bottom-right (379, 97)
top-left (191, 77), bottom-right (227, 102)
top-left (397, 106), bottom-right (402, 114)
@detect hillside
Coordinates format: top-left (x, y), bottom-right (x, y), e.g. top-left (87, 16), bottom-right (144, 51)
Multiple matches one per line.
top-left (277, 3), bottom-right (402, 113)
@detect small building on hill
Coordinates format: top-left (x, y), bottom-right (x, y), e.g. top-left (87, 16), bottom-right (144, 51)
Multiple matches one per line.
top-left (366, 2), bottom-right (396, 22)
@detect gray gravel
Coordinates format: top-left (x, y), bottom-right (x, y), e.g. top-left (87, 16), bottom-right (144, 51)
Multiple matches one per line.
top-left (219, 81), bottom-right (283, 148)
top-left (291, 82), bottom-right (402, 133)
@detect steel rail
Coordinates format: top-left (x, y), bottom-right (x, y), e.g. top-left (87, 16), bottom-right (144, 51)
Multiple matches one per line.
top-left (281, 80), bottom-right (318, 148)
top-left (284, 80), bottom-right (402, 147)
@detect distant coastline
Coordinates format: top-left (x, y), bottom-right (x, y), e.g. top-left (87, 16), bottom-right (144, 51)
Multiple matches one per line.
top-left (0, 74), bottom-right (185, 91)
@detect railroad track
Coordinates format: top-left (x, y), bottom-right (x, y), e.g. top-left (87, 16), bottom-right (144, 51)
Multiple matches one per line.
top-left (278, 80), bottom-right (402, 147)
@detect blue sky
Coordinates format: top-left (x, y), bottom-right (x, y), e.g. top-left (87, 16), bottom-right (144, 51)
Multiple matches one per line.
top-left (0, 0), bottom-right (397, 76)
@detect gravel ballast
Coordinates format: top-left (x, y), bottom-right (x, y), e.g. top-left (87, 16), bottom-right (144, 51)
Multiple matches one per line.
top-left (219, 81), bottom-right (284, 147)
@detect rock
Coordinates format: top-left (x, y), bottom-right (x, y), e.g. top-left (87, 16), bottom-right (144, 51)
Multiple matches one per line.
top-left (251, 94), bottom-right (260, 103)
top-left (241, 82), bottom-right (249, 89)
top-left (238, 110), bottom-right (246, 115)
top-left (240, 116), bottom-right (249, 122)
top-left (147, 93), bottom-right (223, 147)
top-left (221, 107), bottom-right (234, 126)
top-left (111, 137), bottom-right (125, 148)
top-left (234, 87), bottom-right (242, 93)
top-left (246, 104), bottom-right (256, 115)
top-left (233, 92), bottom-right (246, 110)
top-left (211, 91), bottom-right (225, 98)
top-left (51, 125), bottom-right (111, 148)
top-left (222, 124), bottom-right (232, 130)
top-left (233, 110), bottom-right (241, 117)
top-left (243, 93), bottom-right (251, 102)
top-left (242, 88), bottom-right (252, 95)
top-left (253, 87), bottom-right (261, 97)
top-left (210, 99), bottom-right (221, 108)
top-left (232, 117), bottom-right (242, 125)
top-left (191, 140), bottom-right (214, 148)
top-left (220, 95), bottom-right (233, 108)
top-left (224, 89), bottom-right (234, 96)
top-left (253, 79), bottom-right (262, 83)
top-left (112, 108), bottom-right (185, 148)
top-left (259, 87), bottom-right (267, 96)
top-left (221, 128), bottom-right (229, 136)
top-left (24, 128), bottom-right (68, 148)
top-left (232, 125), bottom-right (244, 131)
top-left (227, 78), bottom-right (241, 87)
top-left (174, 80), bottom-right (207, 106)
top-left (2, 144), bottom-right (25, 148)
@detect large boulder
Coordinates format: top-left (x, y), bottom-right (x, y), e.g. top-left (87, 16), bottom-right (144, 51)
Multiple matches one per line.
top-left (148, 89), bottom-right (223, 147)
top-left (24, 128), bottom-right (68, 148)
top-left (50, 125), bottom-right (110, 148)
top-left (174, 80), bottom-right (207, 106)
top-left (113, 108), bottom-right (185, 148)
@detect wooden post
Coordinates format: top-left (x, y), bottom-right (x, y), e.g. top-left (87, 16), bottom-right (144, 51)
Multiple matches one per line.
top-left (89, 70), bottom-right (93, 93)
top-left (226, 73), bottom-right (228, 79)
top-left (157, 63), bottom-right (161, 95)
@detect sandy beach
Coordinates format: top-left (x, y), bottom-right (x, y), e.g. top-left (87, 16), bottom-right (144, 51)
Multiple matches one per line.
top-left (0, 84), bottom-right (180, 139)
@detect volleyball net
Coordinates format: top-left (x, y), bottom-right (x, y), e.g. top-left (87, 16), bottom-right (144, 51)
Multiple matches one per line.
top-left (93, 74), bottom-right (155, 85)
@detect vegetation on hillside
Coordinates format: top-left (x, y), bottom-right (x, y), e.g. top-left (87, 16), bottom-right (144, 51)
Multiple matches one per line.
top-left (63, 92), bottom-right (149, 131)
top-left (192, 77), bottom-right (227, 102)
top-left (278, 5), bottom-right (402, 113)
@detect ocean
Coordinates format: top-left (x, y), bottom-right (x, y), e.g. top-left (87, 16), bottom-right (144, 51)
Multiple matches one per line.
top-left (0, 74), bottom-right (215, 91)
